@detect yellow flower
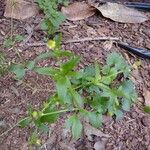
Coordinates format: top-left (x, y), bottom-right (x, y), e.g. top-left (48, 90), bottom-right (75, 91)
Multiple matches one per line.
top-left (36, 139), bottom-right (41, 145)
top-left (47, 40), bottom-right (56, 49)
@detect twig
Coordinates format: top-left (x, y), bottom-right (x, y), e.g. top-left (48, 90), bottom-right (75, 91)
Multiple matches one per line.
top-left (20, 37), bottom-right (119, 47)
top-left (63, 37), bottom-right (119, 44)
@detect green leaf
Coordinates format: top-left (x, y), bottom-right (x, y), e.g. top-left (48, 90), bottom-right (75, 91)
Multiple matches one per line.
top-left (18, 117), bottom-right (31, 128)
top-left (95, 62), bottom-right (101, 82)
top-left (40, 113), bottom-right (58, 124)
top-left (38, 124), bottom-right (49, 133)
top-left (84, 65), bottom-right (95, 77)
top-left (115, 110), bottom-right (124, 120)
top-left (143, 106), bottom-right (150, 114)
top-left (72, 116), bottom-right (82, 139)
top-left (118, 80), bottom-right (137, 101)
top-left (122, 98), bottom-right (131, 111)
top-left (10, 64), bottom-right (25, 80)
top-left (35, 52), bottom-right (53, 61)
top-left (56, 76), bottom-right (70, 103)
top-left (26, 61), bottom-right (35, 70)
top-left (15, 35), bottom-right (25, 42)
top-left (34, 67), bottom-right (59, 77)
top-left (61, 56), bottom-right (80, 74)
top-left (102, 65), bottom-right (110, 75)
top-left (66, 115), bottom-right (82, 139)
top-left (71, 89), bottom-right (84, 108)
top-left (88, 112), bottom-right (102, 128)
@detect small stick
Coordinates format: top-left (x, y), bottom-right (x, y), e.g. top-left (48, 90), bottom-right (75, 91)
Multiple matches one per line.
top-left (63, 37), bottom-right (119, 44)
top-left (20, 37), bottom-right (119, 47)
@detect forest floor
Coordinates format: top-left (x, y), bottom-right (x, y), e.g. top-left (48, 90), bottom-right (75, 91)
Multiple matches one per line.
top-left (0, 0), bottom-right (150, 150)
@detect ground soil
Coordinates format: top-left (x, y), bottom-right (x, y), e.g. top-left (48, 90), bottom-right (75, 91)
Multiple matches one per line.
top-left (0, 0), bottom-right (150, 150)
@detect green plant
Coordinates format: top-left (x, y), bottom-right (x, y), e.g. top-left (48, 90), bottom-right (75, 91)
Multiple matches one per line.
top-left (3, 35), bottom-right (25, 48)
top-left (10, 36), bottom-right (137, 145)
top-left (35, 0), bottom-right (68, 35)
top-left (0, 52), bottom-right (9, 76)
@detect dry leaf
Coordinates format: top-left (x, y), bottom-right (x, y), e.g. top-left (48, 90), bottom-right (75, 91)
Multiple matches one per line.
top-left (84, 123), bottom-right (110, 141)
top-left (94, 2), bottom-right (148, 23)
top-left (143, 88), bottom-right (150, 107)
top-left (94, 141), bottom-right (106, 150)
top-left (4, 0), bottom-right (38, 20)
top-left (61, 2), bottom-right (96, 21)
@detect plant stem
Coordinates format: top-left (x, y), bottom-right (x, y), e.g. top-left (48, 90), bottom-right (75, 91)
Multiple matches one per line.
top-left (41, 108), bottom-right (79, 117)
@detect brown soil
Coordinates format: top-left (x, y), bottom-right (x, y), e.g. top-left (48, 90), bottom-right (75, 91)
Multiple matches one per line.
top-left (0, 0), bottom-right (150, 150)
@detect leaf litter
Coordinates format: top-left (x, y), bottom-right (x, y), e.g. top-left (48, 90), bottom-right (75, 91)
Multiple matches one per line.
top-left (4, 0), bottom-right (38, 20)
top-left (90, 2), bottom-right (149, 23)
top-left (61, 2), bottom-right (96, 21)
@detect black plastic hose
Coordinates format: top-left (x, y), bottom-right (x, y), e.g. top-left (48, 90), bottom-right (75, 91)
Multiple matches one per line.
top-left (117, 42), bottom-right (150, 59)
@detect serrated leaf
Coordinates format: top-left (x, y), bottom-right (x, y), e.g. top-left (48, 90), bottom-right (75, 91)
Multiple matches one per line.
top-left (95, 62), bottom-right (101, 82)
top-left (56, 77), bottom-right (70, 103)
top-left (35, 52), bottom-right (53, 61)
top-left (26, 61), bottom-right (35, 70)
top-left (34, 67), bottom-right (59, 77)
top-left (88, 112), bottom-right (102, 128)
top-left (18, 117), bottom-right (31, 128)
top-left (71, 89), bottom-right (84, 108)
top-left (95, 2), bottom-right (148, 23)
top-left (38, 124), bottom-right (49, 133)
top-left (72, 116), bottom-right (82, 139)
top-left (102, 65), bottom-right (110, 75)
top-left (61, 56), bottom-right (80, 74)
top-left (15, 35), bottom-right (25, 42)
top-left (115, 110), bottom-right (124, 120)
top-left (118, 80), bottom-right (137, 101)
top-left (10, 64), bottom-right (25, 80)
top-left (65, 114), bottom-right (82, 139)
top-left (122, 98), bottom-right (131, 111)
top-left (84, 65), bottom-right (95, 77)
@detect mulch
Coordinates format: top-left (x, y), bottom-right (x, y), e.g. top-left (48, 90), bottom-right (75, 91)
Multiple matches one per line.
top-left (0, 0), bottom-right (150, 149)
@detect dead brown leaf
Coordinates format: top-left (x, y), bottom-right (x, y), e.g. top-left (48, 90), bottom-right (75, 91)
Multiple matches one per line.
top-left (4, 0), bottom-right (38, 20)
top-left (84, 123), bottom-right (110, 141)
top-left (94, 2), bottom-right (148, 23)
top-left (94, 140), bottom-right (106, 150)
top-left (143, 88), bottom-right (150, 107)
top-left (61, 2), bottom-right (96, 21)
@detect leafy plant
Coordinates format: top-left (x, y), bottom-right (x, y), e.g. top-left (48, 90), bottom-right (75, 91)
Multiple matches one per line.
top-left (10, 36), bottom-right (137, 145)
top-left (3, 35), bottom-right (24, 48)
top-left (35, 0), bottom-right (68, 35)
top-left (0, 52), bottom-right (9, 76)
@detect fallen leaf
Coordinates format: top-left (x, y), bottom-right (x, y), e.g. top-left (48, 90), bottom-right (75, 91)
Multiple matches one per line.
top-left (94, 141), bottom-right (106, 150)
top-left (4, 0), bottom-right (38, 20)
top-left (143, 88), bottom-right (150, 107)
top-left (84, 123), bottom-right (110, 141)
top-left (93, 2), bottom-right (148, 23)
top-left (61, 2), bottom-right (96, 21)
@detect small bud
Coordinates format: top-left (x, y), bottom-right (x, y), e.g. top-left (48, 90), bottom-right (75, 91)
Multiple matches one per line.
top-left (32, 111), bottom-right (38, 118)
top-left (47, 40), bottom-right (56, 49)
